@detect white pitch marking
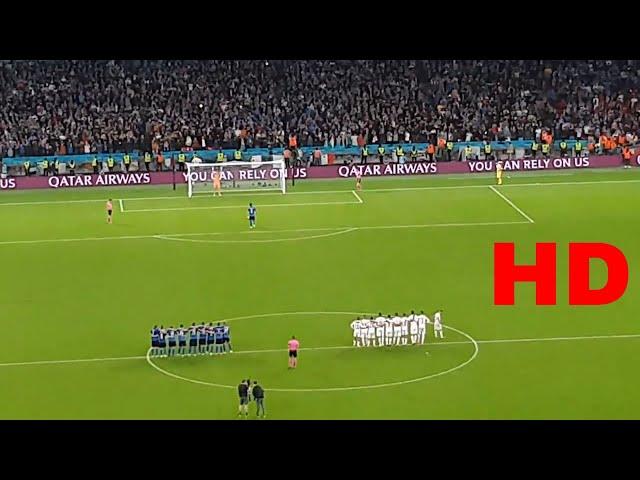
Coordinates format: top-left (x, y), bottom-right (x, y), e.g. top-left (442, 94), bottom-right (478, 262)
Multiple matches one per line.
top-left (119, 199), bottom-right (124, 213)
top-left (0, 355), bottom-right (146, 368)
top-left (489, 185), bottom-right (535, 224)
top-left (0, 189), bottom-right (347, 207)
top-left (146, 323), bottom-right (480, 393)
top-left (430, 332), bottom-right (640, 347)
top-left (361, 221), bottom-right (528, 231)
top-left (2, 178), bottom-right (640, 207)
top-left (351, 190), bottom-right (363, 204)
top-left (0, 221), bottom-right (530, 246)
top-left (153, 227), bottom-right (358, 244)
top-left (2, 332), bottom-right (639, 369)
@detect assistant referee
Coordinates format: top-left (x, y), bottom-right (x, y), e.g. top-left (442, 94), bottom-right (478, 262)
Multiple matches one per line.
top-left (252, 381), bottom-right (266, 418)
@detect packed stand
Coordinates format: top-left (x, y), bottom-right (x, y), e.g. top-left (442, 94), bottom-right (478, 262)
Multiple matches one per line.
top-left (0, 60), bottom-right (639, 158)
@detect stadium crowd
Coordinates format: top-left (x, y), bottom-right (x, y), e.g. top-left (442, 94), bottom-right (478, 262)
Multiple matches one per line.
top-left (0, 60), bottom-right (639, 158)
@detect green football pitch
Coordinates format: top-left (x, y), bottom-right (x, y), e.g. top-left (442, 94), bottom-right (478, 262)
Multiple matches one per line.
top-left (1, 168), bottom-right (639, 419)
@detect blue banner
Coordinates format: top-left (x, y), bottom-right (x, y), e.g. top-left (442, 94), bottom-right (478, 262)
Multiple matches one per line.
top-left (1, 140), bottom-right (586, 166)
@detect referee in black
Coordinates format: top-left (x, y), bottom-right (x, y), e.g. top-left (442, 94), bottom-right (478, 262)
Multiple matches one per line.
top-left (237, 379), bottom-right (249, 418)
top-left (252, 381), bottom-right (266, 418)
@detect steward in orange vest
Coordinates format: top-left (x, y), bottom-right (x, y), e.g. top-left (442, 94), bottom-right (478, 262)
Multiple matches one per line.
top-left (622, 146), bottom-right (633, 169)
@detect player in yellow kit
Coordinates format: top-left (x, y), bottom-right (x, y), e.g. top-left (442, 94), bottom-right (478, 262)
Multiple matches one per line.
top-left (496, 160), bottom-right (504, 185)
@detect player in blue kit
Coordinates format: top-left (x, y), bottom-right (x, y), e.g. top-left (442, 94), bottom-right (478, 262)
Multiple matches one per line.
top-left (248, 203), bottom-right (256, 229)
top-left (150, 325), bottom-right (160, 357)
top-left (177, 324), bottom-right (187, 356)
top-left (206, 322), bottom-right (216, 355)
top-left (158, 326), bottom-right (167, 357)
top-left (166, 327), bottom-right (177, 357)
top-left (215, 323), bottom-right (226, 354)
top-left (198, 323), bottom-right (207, 354)
top-left (223, 322), bottom-right (233, 353)
top-left (188, 323), bottom-right (198, 356)
top-left (202, 324), bottom-right (209, 355)
top-left (149, 322), bottom-right (236, 358)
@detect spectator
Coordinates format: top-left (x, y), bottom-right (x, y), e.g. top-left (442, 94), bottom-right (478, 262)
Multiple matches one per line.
top-left (157, 152), bottom-right (164, 172)
top-left (0, 60), bottom-right (638, 159)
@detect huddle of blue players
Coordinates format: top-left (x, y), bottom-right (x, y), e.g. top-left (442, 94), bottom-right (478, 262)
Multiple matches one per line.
top-left (150, 322), bottom-right (233, 357)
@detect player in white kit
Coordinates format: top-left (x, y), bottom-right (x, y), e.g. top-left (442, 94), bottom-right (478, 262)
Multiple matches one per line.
top-left (401, 313), bottom-right (409, 345)
top-left (417, 310), bottom-right (427, 344)
top-left (392, 313), bottom-right (403, 346)
top-left (375, 313), bottom-right (386, 347)
top-left (367, 318), bottom-right (377, 346)
top-left (358, 318), bottom-right (368, 346)
top-left (433, 310), bottom-right (444, 339)
top-left (408, 310), bottom-right (419, 344)
top-left (350, 319), bottom-right (361, 347)
top-left (384, 315), bottom-right (394, 346)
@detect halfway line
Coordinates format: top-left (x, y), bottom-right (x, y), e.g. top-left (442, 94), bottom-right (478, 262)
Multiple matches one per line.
top-left (1, 332), bottom-right (639, 368)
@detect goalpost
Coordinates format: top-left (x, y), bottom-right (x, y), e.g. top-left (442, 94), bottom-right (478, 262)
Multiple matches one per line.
top-left (185, 160), bottom-right (286, 198)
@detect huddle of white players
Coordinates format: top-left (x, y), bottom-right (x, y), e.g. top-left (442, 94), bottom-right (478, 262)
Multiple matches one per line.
top-left (350, 310), bottom-right (444, 348)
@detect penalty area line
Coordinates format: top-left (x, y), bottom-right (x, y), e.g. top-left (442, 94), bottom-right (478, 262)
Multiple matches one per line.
top-left (489, 185), bottom-right (535, 224)
top-left (2, 177), bottom-right (640, 208)
top-left (124, 199), bottom-right (362, 213)
top-left (351, 190), bottom-right (364, 203)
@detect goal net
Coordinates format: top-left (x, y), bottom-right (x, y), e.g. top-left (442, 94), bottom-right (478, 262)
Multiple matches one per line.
top-left (185, 160), bottom-right (286, 198)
